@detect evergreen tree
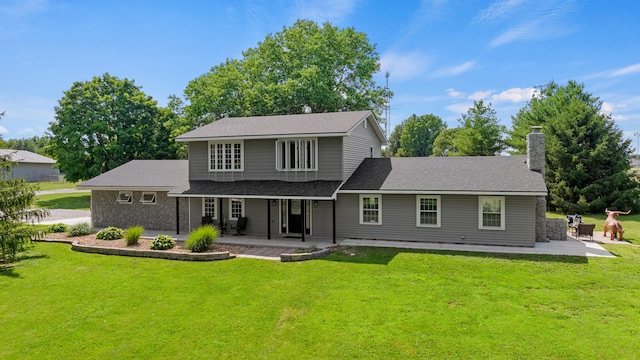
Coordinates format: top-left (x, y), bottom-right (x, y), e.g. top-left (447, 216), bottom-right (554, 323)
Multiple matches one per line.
top-left (453, 100), bottom-right (506, 156)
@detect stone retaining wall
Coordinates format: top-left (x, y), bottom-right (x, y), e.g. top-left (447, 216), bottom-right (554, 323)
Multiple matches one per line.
top-left (280, 248), bottom-right (330, 262)
top-left (546, 218), bottom-right (567, 241)
top-left (71, 242), bottom-right (234, 261)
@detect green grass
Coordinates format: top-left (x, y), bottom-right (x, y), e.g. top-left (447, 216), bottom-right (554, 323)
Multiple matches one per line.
top-left (34, 181), bottom-right (77, 191)
top-left (2, 242), bottom-right (640, 359)
top-left (548, 212), bottom-right (640, 244)
top-left (33, 193), bottom-right (90, 210)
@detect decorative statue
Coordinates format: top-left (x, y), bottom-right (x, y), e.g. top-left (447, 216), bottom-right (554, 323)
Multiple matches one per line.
top-left (603, 208), bottom-right (631, 241)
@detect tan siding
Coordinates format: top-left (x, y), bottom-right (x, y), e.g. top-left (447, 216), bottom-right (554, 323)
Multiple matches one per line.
top-left (343, 119), bottom-right (382, 180)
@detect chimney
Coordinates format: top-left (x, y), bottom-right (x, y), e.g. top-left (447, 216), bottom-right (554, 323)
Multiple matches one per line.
top-left (526, 126), bottom-right (545, 176)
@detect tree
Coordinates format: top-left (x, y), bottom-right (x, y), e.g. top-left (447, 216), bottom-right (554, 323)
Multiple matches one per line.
top-left (4, 135), bottom-right (52, 157)
top-left (453, 100), bottom-right (506, 156)
top-left (507, 80), bottom-right (639, 213)
top-left (49, 73), bottom-right (178, 182)
top-left (182, 20), bottom-right (391, 130)
top-left (432, 128), bottom-right (460, 157)
top-left (0, 111), bottom-right (48, 263)
top-left (385, 121), bottom-right (405, 157)
top-left (392, 114), bottom-right (445, 157)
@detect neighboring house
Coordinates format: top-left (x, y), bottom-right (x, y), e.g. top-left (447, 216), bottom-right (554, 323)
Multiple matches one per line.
top-left (0, 149), bottom-right (59, 182)
top-left (78, 110), bottom-right (548, 247)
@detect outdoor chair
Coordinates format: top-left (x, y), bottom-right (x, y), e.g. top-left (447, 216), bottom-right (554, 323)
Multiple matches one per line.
top-left (577, 223), bottom-right (596, 241)
top-left (567, 214), bottom-right (582, 236)
top-left (202, 216), bottom-right (214, 226)
top-left (232, 217), bottom-right (247, 236)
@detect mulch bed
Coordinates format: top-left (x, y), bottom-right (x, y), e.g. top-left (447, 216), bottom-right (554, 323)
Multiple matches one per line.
top-left (41, 232), bottom-right (252, 255)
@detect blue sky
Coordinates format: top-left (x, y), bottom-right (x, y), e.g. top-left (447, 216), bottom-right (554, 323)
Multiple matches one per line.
top-left (1, 0), bottom-right (639, 150)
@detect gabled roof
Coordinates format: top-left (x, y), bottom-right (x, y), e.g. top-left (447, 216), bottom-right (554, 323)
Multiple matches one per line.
top-left (340, 156), bottom-right (547, 195)
top-left (0, 149), bottom-right (55, 164)
top-left (175, 110), bottom-right (387, 145)
top-left (77, 160), bottom-right (189, 191)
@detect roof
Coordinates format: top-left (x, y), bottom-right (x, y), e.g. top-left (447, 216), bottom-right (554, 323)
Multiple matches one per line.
top-left (77, 160), bottom-right (189, 190)
top-left (169, 180), bottom-right (343, 200)
top-left (175, 110), bottom-right (387, 145)
top-left (0, 149), bottom-right (55, 164)
top-left (340, 156), bottom-right (548, 195)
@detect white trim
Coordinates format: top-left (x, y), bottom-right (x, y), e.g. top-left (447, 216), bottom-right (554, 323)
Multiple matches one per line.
top-left (117, 191), bottom-right (133, 204)
top-left (177, 133), bottom-right (348, 142)
top-left (140, 192), bottom-right (157, 205)
top-left (168, 194), bottom-right (338, 200)
top-left (228, 198), bottom-right (245, 221)
top-left (339, 190), bottom-right (547, 196)
top-left (359, 194), bottom-right (382, 225)
top-left (275, 137), bottom-right (318, 171)
top-left (416, 195), bottom-right (441, 228)
top-left (478, 196), bottom-right (505, 230)
top-left (208, 140), bottom-right (244, 172)
top-left (202, 197), bottom-right (217, 220)
top-left (80, 186), bottom-right (174, 191)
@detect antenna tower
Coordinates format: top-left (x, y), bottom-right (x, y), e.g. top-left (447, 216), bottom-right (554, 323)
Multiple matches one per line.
top-left (385, 71), bottom-right (390, 140)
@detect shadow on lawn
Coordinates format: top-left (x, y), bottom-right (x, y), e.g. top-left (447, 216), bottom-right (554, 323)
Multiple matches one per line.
top-left (0, 254), bottom-right (49, 278)
top-left (324, 246), bottom-right (588, 265)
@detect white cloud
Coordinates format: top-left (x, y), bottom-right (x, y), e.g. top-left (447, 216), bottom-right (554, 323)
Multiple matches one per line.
top-left (601, 101), bottom-right (615, 114)
top-left (446, 88), bottom-right (464, 98)
top-left (0, 125), bottom-right (8, 136)
top-left (491, 87), bottom-right (538, 103)
top-left (610, 63), bottom-right (640, 77)
top-left (380, 50), bottom-right (431, 81)
top-left (475, 0), bottom-right (526, 23)
top-left (433, 61), bottom-right (475, 77)
top-left (468, 90), bottom-right (493, 100)
top-left (446, 102), bottom-right (473, 115)
top-left (291, 0), bottom-right (358, 24)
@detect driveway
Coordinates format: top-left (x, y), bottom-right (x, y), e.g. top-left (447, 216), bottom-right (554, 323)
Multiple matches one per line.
top-left (37, 209), bottom-right (91, 225)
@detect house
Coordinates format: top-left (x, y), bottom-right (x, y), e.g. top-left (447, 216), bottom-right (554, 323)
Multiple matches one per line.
top-left (78, 110), bottom-right (548, 247)
top-left (0, 149), bottom-right (60, 182)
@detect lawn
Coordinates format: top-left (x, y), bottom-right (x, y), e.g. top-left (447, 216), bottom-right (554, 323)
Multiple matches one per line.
top-left (34, 181), bottom-right (77, 191)
top-left (2, 242), bottom-right (640, 359)
top-left (33, 192), bottom-right (90, 210)
top-left (548, 212), bottom-right (640, 245)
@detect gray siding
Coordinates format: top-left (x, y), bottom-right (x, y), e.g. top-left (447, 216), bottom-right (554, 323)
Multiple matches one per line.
top-left (335, 194), bottom-right (536, 247)
top-left (91, 190), bottom-right (188, 232)
top-left (343, 119), bottom-right (382, 180)
top-left (6, 163), bottom-right (59, 182)
top-left (188, 137), bottom-right (343, 182)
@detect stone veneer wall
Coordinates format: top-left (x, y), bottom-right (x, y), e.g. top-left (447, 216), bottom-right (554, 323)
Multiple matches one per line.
top-left (546, 218), bottom-right (567, 241)
top-left (527, 126), bottom-right (547, 242)
top-left (92, 190), bottom-right (189, 232)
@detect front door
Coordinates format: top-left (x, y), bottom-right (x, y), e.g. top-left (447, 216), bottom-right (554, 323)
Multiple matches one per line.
top-left (281, 199), bottom-right (311, 235)
top-left (288, 199), bottom-right (303, 234)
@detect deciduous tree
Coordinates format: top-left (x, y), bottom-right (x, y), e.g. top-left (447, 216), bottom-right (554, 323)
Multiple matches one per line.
top-left (453, 100), bottom-right (506, 156)
top-left (392, 114), bottom-right (445, 157)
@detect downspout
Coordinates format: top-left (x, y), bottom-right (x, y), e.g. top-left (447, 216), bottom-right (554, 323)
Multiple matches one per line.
top-left (176, 197), bottom-right (180, 234)
top-left (301, 200), bottom-right (306, 242)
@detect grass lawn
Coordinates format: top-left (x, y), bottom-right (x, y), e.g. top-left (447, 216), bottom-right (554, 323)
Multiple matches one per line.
top-left (33, 193), bottom-right (90, 210)
top-left (548, 212), bottom-right (640, 245)
top-left (2, 242), bottom-right (640, 359)
top-left (34, 181), bottom-right (77, 191)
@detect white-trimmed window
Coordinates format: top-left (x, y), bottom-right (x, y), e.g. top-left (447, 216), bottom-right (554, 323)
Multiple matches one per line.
top-left (275, 138), bottom-right (317, 171)
top-left (229, 198), bottom-right (244, 220)
top-left (359, 194), bottom-right (382, 225)
top-left (117, 191), bottom-right (132, 204)
top-left (203, 197), bottom-right (217, 219)
top-left (140, 192), bottom-right (156, 205)
top-left (416, 195), bottom-right (441, 227)
top-left (208, 141), bottom-right (243, 171)
top-left (479, 196), bottom-right (505, 230)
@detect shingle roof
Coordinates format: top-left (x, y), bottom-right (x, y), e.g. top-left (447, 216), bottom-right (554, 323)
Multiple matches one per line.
top-left (341, 156), bottom-right (547, 195)
top-left (175, 110), bottom-right (386, 144)
top-left (170, 180), bottom-right (343, 199)
top-left (77, 160), bottom-right (189, 190)
top-left (0, 149), bottom-right (55, 164)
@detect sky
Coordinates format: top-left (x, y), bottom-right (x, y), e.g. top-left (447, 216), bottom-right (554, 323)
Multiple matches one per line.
top-left (1, 0), bottom-right (640, 151)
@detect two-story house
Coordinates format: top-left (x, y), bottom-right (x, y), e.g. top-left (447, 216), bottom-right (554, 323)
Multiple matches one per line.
top-left (78, 110), bottom-right (548, 247)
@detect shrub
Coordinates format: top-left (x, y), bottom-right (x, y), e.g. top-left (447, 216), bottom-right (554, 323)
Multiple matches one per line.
top-left (47, 223), bottom-right (67, 233)
top-left (96, 226), bottom-right (125, 240)
top-left (186, 225), bottom-right (219, 252)
top-left (151, 234), bottom-right (175, 250)
top-left (125, 226), bottom-right (144, 246)
top-left (68, 223), bottom-right (93, 237)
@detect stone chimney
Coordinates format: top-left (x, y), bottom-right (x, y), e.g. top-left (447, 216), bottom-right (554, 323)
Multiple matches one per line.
top-left (526, 126), bottom-right (548, 242)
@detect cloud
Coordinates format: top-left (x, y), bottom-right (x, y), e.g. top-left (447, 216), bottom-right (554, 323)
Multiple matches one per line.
top-left (433, 61), bottom-right (475, 77)
top-left (475, 0), bottom-right (526, 23)
top-left (380, 51), bottom-right (431, 81)
top-left (468, 90), bottom-right (492, 100)
top-left (491, 87), bottom-right (538, 102)
top-left (610, 63), bottom-right (640, 77)
top-left (601, 101), bottom-right (615, 114)
top-left (446, 88), bottom-right (464, 98)
top-left (446, 102), bottom-right (473, 115)
top-left (405, 0), bottom-right (450, 36)
top-left (0, 125), bottom-right (8, 136)
top-left (291, 0), bottom-right (358, 24)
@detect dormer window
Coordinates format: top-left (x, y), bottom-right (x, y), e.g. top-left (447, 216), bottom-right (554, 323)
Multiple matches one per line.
top-left (276, 138), bottom-right (317, 171)
top-left (208, 141), bottom-right (243, 172)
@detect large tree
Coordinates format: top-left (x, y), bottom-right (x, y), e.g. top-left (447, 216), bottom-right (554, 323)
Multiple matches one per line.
top-left (0, 112), bottom-right (48, 263)
top-left (49, 73), bottom-right (178, 182)
top-left (391, 114), bottom-right (445, 157)
top-left (182, 20), bottom-right (390, 130)
top-left (451, 100), bottom-right (506, 156)
top-left (507, 80), bottom-right (639, 213)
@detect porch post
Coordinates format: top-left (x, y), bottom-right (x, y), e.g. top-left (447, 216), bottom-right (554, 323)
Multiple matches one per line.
top-left (219, 197), bottom-right (224, 236)
top-left (176, 197), bottom-right (180, 235)
top-left (267, 199), bottom-right (271, 240)
top-left (332, 199), bottom-right (336, 244)
top-left (301, 199), bottom-right (306, 242)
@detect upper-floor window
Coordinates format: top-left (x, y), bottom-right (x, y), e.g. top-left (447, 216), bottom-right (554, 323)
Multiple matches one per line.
top-left (479, 196), bottom-right (505, 230)
top-left (208, 141), bottom-right (243, 172)
top-left (276, 138), bottom-right (317, 171)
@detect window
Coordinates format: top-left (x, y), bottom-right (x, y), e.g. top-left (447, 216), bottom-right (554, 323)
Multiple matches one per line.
top-left (117, 191), bottom-right (132, 204)
top-left (208, 141), bottom-right (243, 171)
top-left (479, 196), bottom-right (505, 230)
top-left (140, 192), bottom-right (156, 205)
top-left (416, 195), bottom-right (441, 227)
top-left (203, 197), bottom-right (217, 219)
top-left (275, 138), bottom-right (317, 171)
top-left (229, 198), bottom-right (244, 220)
top-left (359, 194), bottom-right (382, 225)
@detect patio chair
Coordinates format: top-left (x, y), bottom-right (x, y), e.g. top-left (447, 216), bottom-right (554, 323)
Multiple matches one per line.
top-left (202, 216), bottom-right (214, 225)
top-left (567, 214), bottom-right (582, 236)
top-left (577, 223), bottom-right (596, 241)
top-left (232, 217), bottom-right (247, 236)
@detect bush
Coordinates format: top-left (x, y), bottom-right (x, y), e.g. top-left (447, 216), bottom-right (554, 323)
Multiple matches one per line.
top-left (186, 225), bottom-right (219, 253)
top-left (96, 226), bottom-right (125, 240)
top-left (68, 223), bottom-right (93, 237)
top-left (151, 234), bottom-right (175, 250)
top-left (125, 226), bottom-right (144, 246)
top-left (47, 223), bottom-right (67, 233)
